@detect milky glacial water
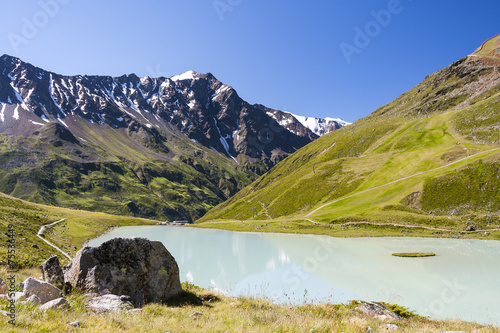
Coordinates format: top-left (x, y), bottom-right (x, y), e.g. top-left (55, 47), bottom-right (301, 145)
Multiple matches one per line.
top-left (88, 226), bottom-right (500, 325)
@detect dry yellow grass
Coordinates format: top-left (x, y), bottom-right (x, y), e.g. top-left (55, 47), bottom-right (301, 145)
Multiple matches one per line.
top-left (0, 269), bottom-right (498, 333)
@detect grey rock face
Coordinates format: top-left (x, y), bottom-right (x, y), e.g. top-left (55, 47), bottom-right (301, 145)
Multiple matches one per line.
top-left (40, 255), bottom-right (65, 289)
top-left (355, 302), bottom-right (400, 321)
top-left (64, 237), bottom-right (182, 307)
top-left (39, 297), bottom-right (69, 311)
top-left (21, 278), bottom-right (61, 304)
top-left (86, 294), bottom-right (134, 313)
top-left (0, 278), bottom-right (7, 294)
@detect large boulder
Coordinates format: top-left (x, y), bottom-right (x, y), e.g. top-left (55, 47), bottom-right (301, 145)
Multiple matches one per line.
top-left (40, 255), bottom-right (64, 289)
top-left (21, 278), bottom-right (62, 304)
top-left (64, 237), bottom-right (182, 307)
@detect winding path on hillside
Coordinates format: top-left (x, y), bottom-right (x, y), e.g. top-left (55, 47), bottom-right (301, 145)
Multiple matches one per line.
top-left (36, 218), bottom-right (72, 261)
top-left (203, 217), bottom-right (500, 235)
top-left (338, 221), bottom-right (452, 232)
top-left (306, 147), bottom-right (500, 216)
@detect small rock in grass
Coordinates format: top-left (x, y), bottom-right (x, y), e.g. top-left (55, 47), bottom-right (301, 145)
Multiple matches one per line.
top-left (86, 294), bottom-right (134, 313)
top-left (189, 311), bottom-right (203, 319)
top-left (24, 294), bottom-right (42, 305)
top-left (382, 324), bottom-right (399, 330)
top-left (355, 302), bottom-right (400, 321)
top-left (39, 297), bottom-right (69, 311)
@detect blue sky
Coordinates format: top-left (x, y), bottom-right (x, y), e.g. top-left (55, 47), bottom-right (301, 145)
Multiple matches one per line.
top-left (0, 0), bottom-right (498, 123)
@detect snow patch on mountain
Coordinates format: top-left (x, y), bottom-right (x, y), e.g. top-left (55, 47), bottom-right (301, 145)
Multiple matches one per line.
top-left (57, 117), bottom-right (68, 128)
top-left (29, 120), bottom-right (44, 126)
top-left (214, 117), bottom-right (238, 164)
top-left (285, 112), bottom-right (351, 136)
top-left (188, 100), bottom-right (197, 109)
top-left (171, 71), bottom-right (202, 82)
top-left (323, 117), bottom-right (351, 127)
top-left (9, 81), bottom-right (24, 104)
top-left (0, 103), bottom-right (6, 122)
top-left (49, 74), bottom-right (66, 116)
top-left (13, 105), bottom-right (20, 120)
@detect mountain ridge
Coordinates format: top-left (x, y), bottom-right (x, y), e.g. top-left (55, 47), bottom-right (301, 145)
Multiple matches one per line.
top-left (0, 54), bottom-right (347, 162)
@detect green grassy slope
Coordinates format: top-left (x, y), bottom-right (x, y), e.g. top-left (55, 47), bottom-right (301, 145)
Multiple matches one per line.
top-left (199, 35), bottom-right (500, 237)
top-left (0, 191), bottom-right (156, 267)
top-left (472, 34), bottom-right (500, 60)
top-left (0, 120), bottom-right (255, 222)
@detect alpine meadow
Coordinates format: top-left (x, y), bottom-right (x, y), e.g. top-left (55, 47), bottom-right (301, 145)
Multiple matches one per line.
top-left (0, 1), bottom-right (500, 331)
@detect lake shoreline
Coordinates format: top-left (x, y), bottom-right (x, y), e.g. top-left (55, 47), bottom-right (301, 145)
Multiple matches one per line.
top-left (187, 220), bottom-right (500, 241)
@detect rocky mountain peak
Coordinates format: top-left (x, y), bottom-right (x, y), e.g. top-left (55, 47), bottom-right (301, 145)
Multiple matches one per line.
top-left (0, 56), bottom-right (348, 168)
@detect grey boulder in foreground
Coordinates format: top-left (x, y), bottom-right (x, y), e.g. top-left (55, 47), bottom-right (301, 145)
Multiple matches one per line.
top-left (21, 277), bottom-right (62, 305)
top-left (64, 237), bottom-right (182, 307)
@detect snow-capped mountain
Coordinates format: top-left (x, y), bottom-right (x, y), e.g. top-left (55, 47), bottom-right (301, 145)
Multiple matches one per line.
top-left (263, 110), bottom-right (349, 138)
top-left (284, 112), bottom-right (350, 136)
top-left (0, 54), bottom-right (349, 220)
top-left (0, 55), bottom-right (351, 166)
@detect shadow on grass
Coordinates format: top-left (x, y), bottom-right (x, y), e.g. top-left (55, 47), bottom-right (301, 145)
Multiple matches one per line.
top-left (163, 288), bottom-right (221, 307)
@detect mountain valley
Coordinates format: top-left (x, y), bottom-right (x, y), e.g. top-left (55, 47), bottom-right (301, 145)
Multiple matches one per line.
top-left (0, 55), bottom-right (347, 220)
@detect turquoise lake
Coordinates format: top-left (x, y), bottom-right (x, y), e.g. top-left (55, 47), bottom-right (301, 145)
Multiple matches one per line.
top-left (88, 226), bottom-right (500, 326)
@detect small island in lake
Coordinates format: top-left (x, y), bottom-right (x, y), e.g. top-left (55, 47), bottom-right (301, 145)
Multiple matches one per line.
top-left (392, 253), bottom-right (436, 258)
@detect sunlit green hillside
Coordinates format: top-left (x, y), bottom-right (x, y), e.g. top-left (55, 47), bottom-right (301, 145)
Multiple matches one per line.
top-left (199, 35), bottom-right (500, 238)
